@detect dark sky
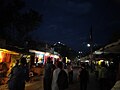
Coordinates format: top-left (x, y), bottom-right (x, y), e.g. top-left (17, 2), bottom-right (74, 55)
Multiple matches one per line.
top-left (25, 0), bottom-right (120, 52)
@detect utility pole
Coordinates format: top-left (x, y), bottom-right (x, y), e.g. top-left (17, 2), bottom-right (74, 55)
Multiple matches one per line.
top-left (90, 25), bottom-right (93, 60)
top-left (89, 25), bottom-right (93, 72)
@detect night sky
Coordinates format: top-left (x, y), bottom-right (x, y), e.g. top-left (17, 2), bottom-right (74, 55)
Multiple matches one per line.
top-left (25, 0), bottom-right (120, 52)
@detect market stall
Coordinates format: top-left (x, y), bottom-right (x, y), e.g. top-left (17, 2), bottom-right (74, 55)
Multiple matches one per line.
top-left (0, 48), bottom-right (20, 85)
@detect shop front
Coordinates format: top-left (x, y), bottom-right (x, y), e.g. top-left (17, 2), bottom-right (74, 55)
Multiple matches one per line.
top-left (0, 48), bottom-right (20, 85)
top-left (29, 50), bottom-right (45, 76)
top-left (29, 49), bottom-right (60, 76)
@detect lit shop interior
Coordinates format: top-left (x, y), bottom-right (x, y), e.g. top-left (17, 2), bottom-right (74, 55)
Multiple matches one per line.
top-left (0, 48), bottom-right (20, 85)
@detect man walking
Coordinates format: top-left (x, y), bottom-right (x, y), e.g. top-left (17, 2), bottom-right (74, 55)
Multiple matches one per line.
top-left (78, 63), bottom-right (89, 90)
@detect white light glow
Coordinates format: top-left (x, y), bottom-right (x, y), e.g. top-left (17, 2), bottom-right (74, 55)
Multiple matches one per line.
top-left (87, 44), bottom-right (90, 47)
top-left (29, 49), bottom-right (45, 54)
top-left (45, 52), bottom-right (50, 56)
top-left (85, 60), bottom-right (89, 62)
top-left (54, 55), bottom-right (59, 58)
top-left (100, 60), bottom-right (104, 62)
top-left (94, 51), bottom-right (103, 54)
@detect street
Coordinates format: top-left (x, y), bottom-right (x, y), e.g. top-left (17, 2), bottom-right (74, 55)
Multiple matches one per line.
top-left (0, 68), bottom-right (100, 90)
top-left (26, 81), bottom-right (43, 90)
top-left (26, 68), bottom-right (100, 90)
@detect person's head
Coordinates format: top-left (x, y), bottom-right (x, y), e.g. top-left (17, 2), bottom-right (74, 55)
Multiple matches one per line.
top-left (50, 60), bottom-right (53, 64)
top-left (47, 57), bottom-right (51, 63)
top-left (101, 62), bottom-right (106, 67)
top-left (16, 59), bottom-right (19, 65)
top-left (81, 63), bottom-right (86, 68)
top-left (57, 61), bottom-right (63, 69)
top-left (20, 57), bottom-right (27, 65)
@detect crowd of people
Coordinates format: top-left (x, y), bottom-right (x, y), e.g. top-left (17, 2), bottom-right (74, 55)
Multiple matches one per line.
top-left (94, 62), bottom-right (117, 90)
top-left (77, 61), bottom-right (120, 90)
top-left (43, 57), bottom-right (73, 90)
top-left (3, 56), bottom-right (120, 90)
top-left (43, 57), bottom-right (120, 90)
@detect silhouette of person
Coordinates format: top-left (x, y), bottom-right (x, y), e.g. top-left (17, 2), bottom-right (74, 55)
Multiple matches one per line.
top-left (52, 61), bottom-right (68, 90)
top-left (67, 62), bottom-right (73, 84)
top-left (8, 58), bottom-right (29, 90)
top-left (78, 63), bottom-right (89, 90)
top-left (99, 62), bottom-right (108, 90)
top-left (111, 62), bottom-right (120, 90)
top-left (43, 57), bottom-right (53, 90)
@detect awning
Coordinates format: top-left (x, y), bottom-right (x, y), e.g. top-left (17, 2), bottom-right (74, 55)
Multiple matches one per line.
top-left (0, 48), bottom-right (19, 55)
top-left (95, 39), bottom-right (120, 54)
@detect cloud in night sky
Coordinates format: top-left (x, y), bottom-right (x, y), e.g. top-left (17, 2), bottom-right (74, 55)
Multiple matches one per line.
top-left (26, 0), bottom-right (120, 51)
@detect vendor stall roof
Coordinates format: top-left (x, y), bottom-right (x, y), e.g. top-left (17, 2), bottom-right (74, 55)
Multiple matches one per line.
top-left (0, 48), bottom-right (19, 55)
top-left (96, 39), bottom-right (120, 54)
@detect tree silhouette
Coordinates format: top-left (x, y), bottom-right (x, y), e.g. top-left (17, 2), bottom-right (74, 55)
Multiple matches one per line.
top-left (0, 0), bottom-right (42, 46)
top-left (15, 9), bottom-right (42, 38)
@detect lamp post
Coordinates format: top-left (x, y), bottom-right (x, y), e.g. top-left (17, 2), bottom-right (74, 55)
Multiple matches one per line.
top-left (89, 26), bottom-right (93, 72)
top-left (78, 51), bottom-right (82, 61)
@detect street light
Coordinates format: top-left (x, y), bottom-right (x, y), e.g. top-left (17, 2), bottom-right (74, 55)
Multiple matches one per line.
top-left (79, 51), bottom-right (82, 54)
top-left (78, 51), bottom-right (82, 61)
top-left (87, 43), bottom-right (91, 47)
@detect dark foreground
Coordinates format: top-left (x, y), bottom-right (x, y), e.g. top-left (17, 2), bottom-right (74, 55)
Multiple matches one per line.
top-left (0, 69), bottom-right (100, 90)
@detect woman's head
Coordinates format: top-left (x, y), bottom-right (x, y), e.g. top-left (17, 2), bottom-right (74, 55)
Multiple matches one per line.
top-left (20, 57), bottom-right (27, 65)
top-left (101, 62), bottom-right (106, 67)
top-left (57, 61), bottom-right (63, 69)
